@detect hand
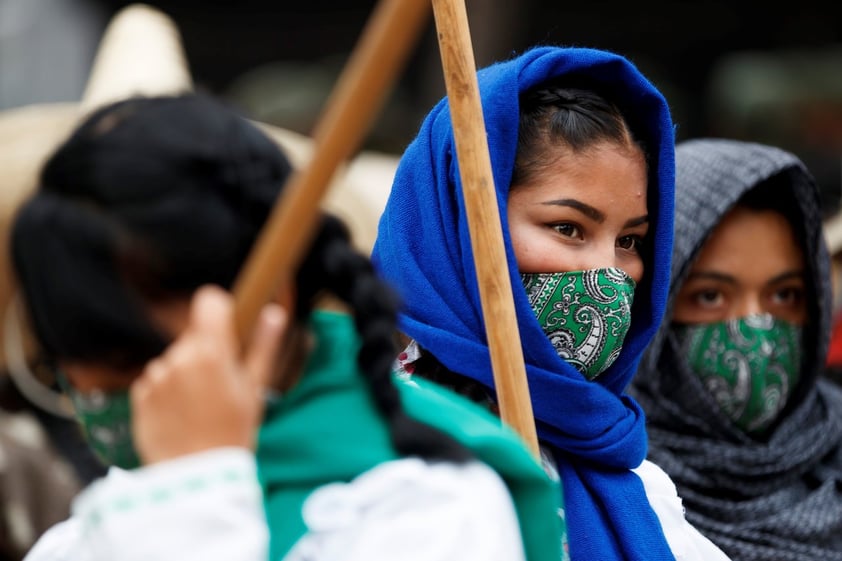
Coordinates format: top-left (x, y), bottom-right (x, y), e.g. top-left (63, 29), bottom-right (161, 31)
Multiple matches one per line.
top-left (131, 285), bottom-right (287, 465)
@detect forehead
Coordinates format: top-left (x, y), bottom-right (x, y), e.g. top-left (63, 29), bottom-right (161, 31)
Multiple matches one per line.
top-left (690, 206), bottom-right (804, 276)
top-left (511, 142), bottom-right (648, 210)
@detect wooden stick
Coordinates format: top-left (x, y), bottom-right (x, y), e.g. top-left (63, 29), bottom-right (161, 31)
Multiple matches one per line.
top-left (232, 0), bottom-right (430, 344)
top-left (431, 0), bottom-right (540, 457)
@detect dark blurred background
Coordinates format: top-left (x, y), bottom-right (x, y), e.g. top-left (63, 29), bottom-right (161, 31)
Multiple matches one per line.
top-left (3, 0), bottom-right (842, 213)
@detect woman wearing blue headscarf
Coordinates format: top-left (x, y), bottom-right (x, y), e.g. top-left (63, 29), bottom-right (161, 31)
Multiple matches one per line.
top-left (372, 45), bottom-right (730, 561)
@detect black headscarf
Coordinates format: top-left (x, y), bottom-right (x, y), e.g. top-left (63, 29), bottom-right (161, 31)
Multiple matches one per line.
top-left (630, 138), bottom-right (842, 561)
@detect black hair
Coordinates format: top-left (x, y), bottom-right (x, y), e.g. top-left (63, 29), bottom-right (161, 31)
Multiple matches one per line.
top-left (294, 214), bottom-right (472, 461)
top-left (11, 93), bottom-right (471, 463)
top-left (737, 171), bottom-right (803, 233)
top-left (411, 78), bottom-right (651, 406)
top-left (513, 76), bottom-right (649, 188)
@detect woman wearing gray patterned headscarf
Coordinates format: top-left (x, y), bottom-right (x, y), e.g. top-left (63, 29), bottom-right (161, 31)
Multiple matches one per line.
top-left (630, 138), bottom-right (842, 561)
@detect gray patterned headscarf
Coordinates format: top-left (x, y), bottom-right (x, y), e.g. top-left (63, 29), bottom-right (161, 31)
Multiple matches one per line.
top-left (630, 138), bottom-right (842, 561)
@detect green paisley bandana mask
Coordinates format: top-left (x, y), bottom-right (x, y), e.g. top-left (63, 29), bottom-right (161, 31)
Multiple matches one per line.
top-left (521, 268), bottom-right (636, 380)
top-left (672, 314), bottom-right (802, 434)
top-left (58, 375), bottom-right (141, 470)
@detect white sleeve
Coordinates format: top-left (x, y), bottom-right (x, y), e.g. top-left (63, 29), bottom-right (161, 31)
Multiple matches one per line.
top-left (23, 518), bottom-right (85, 561)
top-left (284, 458), bottom-right (526, 561)
top-left (26, 447), bottom-right (267, 561)
top-left (633, 460), bottom-right (732, 561)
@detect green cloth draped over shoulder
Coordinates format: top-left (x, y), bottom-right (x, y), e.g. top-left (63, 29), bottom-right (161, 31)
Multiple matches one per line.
top-left (257, 310), bottom-right (563, 561)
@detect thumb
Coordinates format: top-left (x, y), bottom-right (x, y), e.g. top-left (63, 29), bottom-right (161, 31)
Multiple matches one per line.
top-left (189, 284), bottom-right (237, 347)
top-left (243, 302), bottom-right (288, 391)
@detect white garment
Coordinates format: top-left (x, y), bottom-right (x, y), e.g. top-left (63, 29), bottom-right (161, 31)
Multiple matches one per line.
top-left (23, 449), bottom-right (526, 561)
top-left (286, 458), bottom-right (525, 561)
top-left (633, 460), bottom-right (732, 561)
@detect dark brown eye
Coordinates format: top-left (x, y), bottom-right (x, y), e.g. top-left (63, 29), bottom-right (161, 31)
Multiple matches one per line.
top-left (772, 286), bottom-right (804, 306)
top-left (694, 290), bottom-right (723, 307)
top-left (553, 223), bottom-right (580, 238)
top-left (617, 235), bottom-right (643, 252)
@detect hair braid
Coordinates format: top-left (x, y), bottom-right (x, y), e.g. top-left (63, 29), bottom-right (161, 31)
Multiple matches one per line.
top-left (296, 215), bottom-right (472, 462)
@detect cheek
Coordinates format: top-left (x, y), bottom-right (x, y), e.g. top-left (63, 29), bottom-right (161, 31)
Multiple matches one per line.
top-left (508, 203), bottom-right (551, 272)
top-left (625, 259), bottom-right (645, 286)
top-left (507, 209), bottom-right (532, 267)
top-left (670, 300), bottom-right (693, 323)
top-left (508, 220), bottom-right (539, 271)
top-left (776, 302), bottom-right (808, 326)
top-left (671, 291), bottom-right (718, 324)
top-left (507, 201), bottom-right (577, 273)
top-left (59, 363), bottom-right (140, 393)
top-left (509, 229), bottom-right (577, 274)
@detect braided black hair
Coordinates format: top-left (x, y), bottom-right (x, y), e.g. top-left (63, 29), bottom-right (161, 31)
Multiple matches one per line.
top-left (11, 93), bottom-right (471, 462)
top-left (296, 215), bottom-right (471, 461)
top-left (12, 94), bottom-right (280, 369)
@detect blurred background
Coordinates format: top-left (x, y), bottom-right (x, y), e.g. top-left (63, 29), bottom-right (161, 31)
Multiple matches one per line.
top-left (3, 0), bottom-right (842, 213)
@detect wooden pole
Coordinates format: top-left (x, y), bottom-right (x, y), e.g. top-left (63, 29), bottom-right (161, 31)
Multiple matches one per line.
top-left (232, 0), bottom-right (430, 343)
top-left (431, 0), bottom-right (540, 457)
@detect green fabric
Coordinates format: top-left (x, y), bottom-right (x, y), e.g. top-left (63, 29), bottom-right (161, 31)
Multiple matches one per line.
top-left (522, 268), bottom-right (635, 380)
top-left (673, 314), bottom-right (802, 434)
top-left (58, 374), bottom-right (141, 470)
top-left (257, 310), bottom-right (562, 561)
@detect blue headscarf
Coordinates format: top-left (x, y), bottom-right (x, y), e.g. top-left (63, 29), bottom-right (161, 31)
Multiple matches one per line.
top-left (372, 46), bottom-right (676, 560)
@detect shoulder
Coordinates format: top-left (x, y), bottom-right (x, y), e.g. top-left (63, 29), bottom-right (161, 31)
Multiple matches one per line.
top-left (394, 375), bottom-right (506, 437)
top-left (633, 460), bottom-right (732, 561)
top-left (286, 458), bottom-right (525, 561)
top-left (23, 517), bottom-right (83, 561)
top-left (26, 449), bottom-right (266, 561)
top-left (315, 457), bottom-right (517, 512)
top-left (393, 376), bottom-right (542, 468)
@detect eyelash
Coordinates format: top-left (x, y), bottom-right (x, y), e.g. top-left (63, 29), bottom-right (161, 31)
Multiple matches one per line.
top-left (690, 287), bottom-right (804, 308)
top-left (552, 223), bottom-right (580, 238)
top-left (772, 286), bottom-right (804, 304)
top-left (693, 290), bottom-right (722, 306)
top-left (551, 223), bottom-right (644, 253)
top-left (617, 235), bottom-right (644, 252)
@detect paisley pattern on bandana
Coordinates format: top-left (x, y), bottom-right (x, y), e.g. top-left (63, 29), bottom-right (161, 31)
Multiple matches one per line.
top-left (522, 268), bottom-right (636, 379)
top-left (58, 374), bottom-right (141, 469)
top-left (672, 314), bottom-right (802, 434)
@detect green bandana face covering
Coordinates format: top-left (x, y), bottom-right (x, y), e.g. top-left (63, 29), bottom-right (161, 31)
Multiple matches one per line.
top-left (522, 268), bottom-right (636, 380)
top-left (671, 314), bottom-right (802, 434)
top-left (58, 375), bottom-right (141, 470)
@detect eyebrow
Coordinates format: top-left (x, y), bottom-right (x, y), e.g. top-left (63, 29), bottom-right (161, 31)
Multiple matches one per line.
top-left (624, 215), bottom-right (649, 228)
top-left (685, 271), bottom-right (736, 284)
top-left (542, 198), bottom-right (648, 228)
top-left (686, 270), bottom-right (804, 285)
top-left (768, 270), bottom-right (805, 285)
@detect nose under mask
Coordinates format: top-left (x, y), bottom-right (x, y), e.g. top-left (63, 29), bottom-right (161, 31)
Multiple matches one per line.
top-left (522, 267), bottom-right (636, 380)
top-left (670, 314), bottom-right (802, 434)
